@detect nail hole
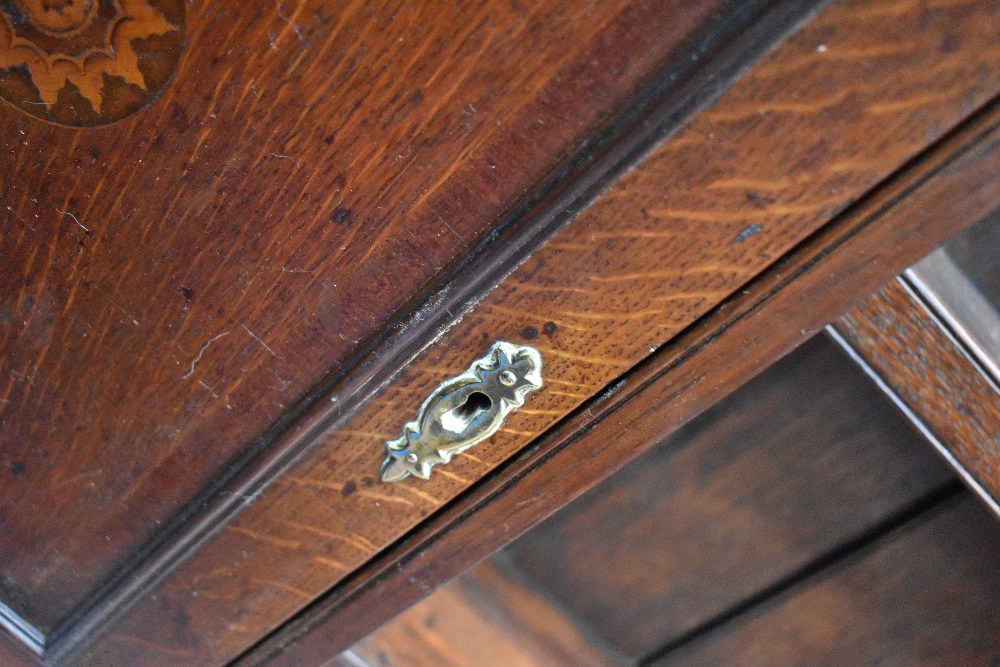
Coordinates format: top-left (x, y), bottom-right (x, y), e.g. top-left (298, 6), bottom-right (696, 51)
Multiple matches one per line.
top-left (440, 391), bottom-right (492, 433)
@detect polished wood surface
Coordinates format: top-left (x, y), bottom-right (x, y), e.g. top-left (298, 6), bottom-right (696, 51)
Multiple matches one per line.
top-left (655, 494), bottom-right (1000, 665)
top-left (5, 0), bottom-right (1000, 664)
top-left (221, 2), bottom-right (1000, 663)
top-left (834, 280), bottom-right (1000, 510)
top-left (246, 68), bottom-right (1000, 667)
top-left (0, 0), bottom-right (727, 642)
top-left (506, 335), bottom-right (953, 660)
top-left (341, 336), bottom-right (995, 667)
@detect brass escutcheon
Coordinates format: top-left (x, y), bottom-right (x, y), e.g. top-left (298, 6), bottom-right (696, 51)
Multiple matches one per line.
top-left (380, 341), bottom-right (543, 483)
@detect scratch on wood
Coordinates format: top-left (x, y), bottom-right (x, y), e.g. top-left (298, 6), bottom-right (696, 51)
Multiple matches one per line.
top-left (392, 483), bottom-right (442, 506)
top-left (240, 322), bottom-right (278, 357)
top-left (314, 556), bottom-right (350, 570)
top-left (110, 300), bottom-right (140, 325)
top-left (282, 519), bottom-right (376, 553)
top-left (288, 477), bottom-right (416, 506)
top-left (554, 308), bottom-right (664, 321)
top-left (58, 208), bottom-right (90, 233)
top-left (181, 331), bottom-right (231, 379)
top-left (425, 202), bottom-right (467, 243)
top-left (428, 467), bottom-right (467, 484)
top-left (251, 578), bottom-right (312, 599)
top-left (198, 380), bottom-right (220, 398)
top-left (498, 427), bottom-right (535, 436)
top-left (275, 0), bottom-right (305, 43)
top-left (457, 451), bottom-right (484, 464)
top-left (228, 525), bottom-right (302, 550)
top-left (544, 389), bottom-right (589, 398)
top-left (266, 152), bottom-right (301, 167)
top-left (48, 469), bottom-right (102, 491)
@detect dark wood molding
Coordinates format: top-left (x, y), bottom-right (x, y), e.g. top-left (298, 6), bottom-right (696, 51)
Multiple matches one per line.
top-left (832, 280), bottom-right (1000, 513)
top-left (232, 71), bottom-right (1000, 667)
top-left (3, 0), bottom-right (1000, 664)
top-left (2, 0), bottom-right (739, 647)
top-left (19, 2), bottom-right (828, 665)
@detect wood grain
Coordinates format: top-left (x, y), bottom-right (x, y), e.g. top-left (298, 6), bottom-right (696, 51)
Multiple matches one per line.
top-left (0, 0), bottom-right (728, 637)
top-left (4, 0), bottom-right (1000, 663)
top-left (57, 1), bottom-right (1000, 665)
top-left (505, 335), bottom-right (953, 660)
top-left (340, 558), bottom-right (614, 667)
top-left (834, 280), bottom-right (1000, 509)
top-left (240, 63), bottom-right (1000, 667)
top-left (653, 493), bottom-right (1000, 665)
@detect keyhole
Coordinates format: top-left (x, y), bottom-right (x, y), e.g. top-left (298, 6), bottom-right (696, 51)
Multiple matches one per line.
top-left (440, 391), bottom-right (493, 434)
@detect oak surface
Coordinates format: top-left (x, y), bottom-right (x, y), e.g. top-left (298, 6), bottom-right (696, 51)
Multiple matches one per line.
top-left (834, 279), bottom-right (1000, 509)
top-left (654, 494), bottom-right (1000, 665)
top-left (81, 1), bottom-right (1000, 665)
top-left (506, 335), bottom-right (953, 660)
top-left (0, 0), bottom-right (726, 637)
top-left (6, 0), bottom-right (1000, 664)
top-left (244, 64), bottom-right (1000, 667)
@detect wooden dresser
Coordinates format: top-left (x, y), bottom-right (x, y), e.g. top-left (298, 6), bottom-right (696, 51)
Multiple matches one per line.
top-left (2, 0), bottom-right (1000, 664)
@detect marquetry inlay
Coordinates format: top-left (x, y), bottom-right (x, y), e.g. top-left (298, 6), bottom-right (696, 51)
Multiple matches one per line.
top-left (0, 0), bottom-right (183, 125)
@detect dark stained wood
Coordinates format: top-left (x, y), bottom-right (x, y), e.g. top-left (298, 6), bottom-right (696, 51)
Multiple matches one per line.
top-left (0, 0), bottom-right (731, 640)
top-left (340, 558), bottom-right (614, 667)
top-left (833, 280), bottom-right (1000, 510)
top-left (504, 335), bottom-right (954, 660)
top-left (239, 69), bottom-right (1000, 667)
top-left (652, 493), bottom-right (1000, 665)
top-left (3, 0), bottom-right (1000, 665)
top-left (187, 0), bottom-right (1000, 662)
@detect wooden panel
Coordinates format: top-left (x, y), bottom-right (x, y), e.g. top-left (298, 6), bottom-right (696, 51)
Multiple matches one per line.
top-left (0, 0), bottom-right (730, 638)
top-left (833, 280), bottom-right (1000, 509)
top-left (506, 335), bottom-right (953, 659)
top-left (146, 2), bottom-right (1000, 665)
top-left (5, 0), bottom-right (998, 663)
top-left (653, 493), bottom-right (1000, 665)
top-left (341, 559), bottom-right (614, 667)
top-left (242, 68), bottom-right (1000, 667)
